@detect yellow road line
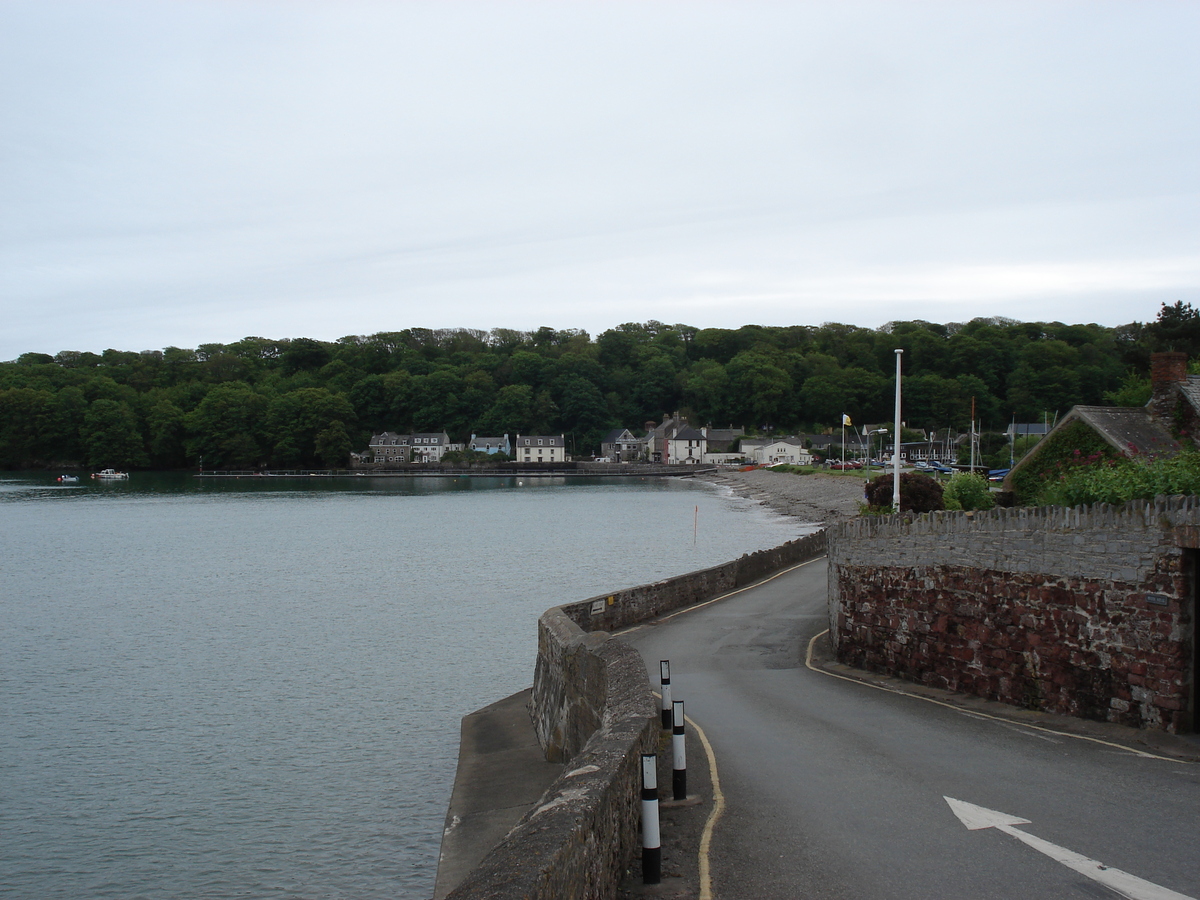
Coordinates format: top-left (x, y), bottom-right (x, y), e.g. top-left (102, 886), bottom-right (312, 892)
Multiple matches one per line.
top-left (804, 629), bottom-right (1187, 764)
top-left (688, 713), bottom-right (724, 900)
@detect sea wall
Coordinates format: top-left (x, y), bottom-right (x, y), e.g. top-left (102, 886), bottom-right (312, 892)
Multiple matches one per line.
top-left (445, 614), bottom-right (656, 900)
top-left (444, 532), bottom-right (828, 900)
top-left (560, 529), bottom-right (827, 636)
top-left (828, 496), bottom-right (1199, 732)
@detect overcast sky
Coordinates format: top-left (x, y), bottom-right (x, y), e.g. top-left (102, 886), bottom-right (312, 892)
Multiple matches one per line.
top-left (2, 1), bottom-right (1196, 360)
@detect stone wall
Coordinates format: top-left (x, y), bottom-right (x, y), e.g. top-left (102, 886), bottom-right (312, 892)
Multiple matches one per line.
top-left (446, 615), bottom-right (656, 900)
top-left (829, 497), bottom-right (1199, 732)
top-left (444, 532), bottom-right (829, 899)
top-left (562, 530), bottom-right (827, 634)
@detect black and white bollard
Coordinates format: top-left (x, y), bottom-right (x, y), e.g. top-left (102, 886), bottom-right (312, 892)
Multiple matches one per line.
top-left (659, 660), bottom-right (672, 730)
top-left (641, 753), bottom-right (661, 884)
top-left (671, 700), bottom-right (687, 801)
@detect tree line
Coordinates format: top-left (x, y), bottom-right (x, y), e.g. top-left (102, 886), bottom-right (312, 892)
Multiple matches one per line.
top-left (1, 305), bottom-right (1193, 470)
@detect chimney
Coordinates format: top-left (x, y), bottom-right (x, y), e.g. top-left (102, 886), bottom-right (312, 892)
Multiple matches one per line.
top-left (1149, 351), bottom-right (1188, 420)
top-left (1151, 351), bottom-right (1187, 388)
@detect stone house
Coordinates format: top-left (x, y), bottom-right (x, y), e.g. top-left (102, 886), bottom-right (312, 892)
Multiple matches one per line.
top-left (600, 428), bottom-right (645, 462)
top-left (369, 431), bottom-right (411, 464)
top-left (1006, 351), bottom-right (1200, 493)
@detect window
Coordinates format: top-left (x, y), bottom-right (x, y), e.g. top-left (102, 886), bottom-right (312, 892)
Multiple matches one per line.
top-left (538, 439), bottom-right (543, 446)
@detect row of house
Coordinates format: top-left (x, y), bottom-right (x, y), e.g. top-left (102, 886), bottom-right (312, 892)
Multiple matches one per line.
top-left (602, 413), bottom-right (826, 466)
top-left (364, 411), bottom-right (1055, 469)
top-left (364, 432), bottom-right (567, 465)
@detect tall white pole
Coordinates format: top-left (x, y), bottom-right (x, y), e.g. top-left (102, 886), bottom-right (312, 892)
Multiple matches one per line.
top-left (893, 349), bottom-right (903, 511)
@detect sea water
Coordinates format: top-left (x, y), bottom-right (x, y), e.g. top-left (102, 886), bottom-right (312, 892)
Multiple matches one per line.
top-left (0, 473), bottom-right (804, 898)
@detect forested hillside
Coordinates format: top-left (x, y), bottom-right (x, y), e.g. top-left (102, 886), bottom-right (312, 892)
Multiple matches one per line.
top-left (1, 307), bottom-right (1193, 470)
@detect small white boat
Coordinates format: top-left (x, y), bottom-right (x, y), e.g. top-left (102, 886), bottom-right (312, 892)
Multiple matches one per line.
top-left (91, 468), bottom-right (130, 480)
top-left (57, 474), bottom-right (80, 483)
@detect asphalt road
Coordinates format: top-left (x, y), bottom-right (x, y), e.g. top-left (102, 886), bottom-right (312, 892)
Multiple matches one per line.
top-left (622, 559), bottom-right (1200, 900)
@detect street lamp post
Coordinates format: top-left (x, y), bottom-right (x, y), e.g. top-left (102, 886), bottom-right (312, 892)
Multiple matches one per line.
top-left (893, 349), bottom-right (903, 511)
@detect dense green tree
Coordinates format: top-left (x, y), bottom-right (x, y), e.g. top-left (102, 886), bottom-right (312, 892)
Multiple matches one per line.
top-left (0, 315), bottom-right (1181, 468)
top-left (184, 382), bottom-right (268, 468)
top-left (83, 399), bottom-right (147, 468)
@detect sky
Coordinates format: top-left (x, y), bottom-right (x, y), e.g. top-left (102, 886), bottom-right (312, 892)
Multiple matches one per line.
top-left (2, 1), bottom-right (1197, 360)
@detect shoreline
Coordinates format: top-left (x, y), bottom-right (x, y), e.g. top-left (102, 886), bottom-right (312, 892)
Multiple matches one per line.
top-left (698, 468), bottom-right (866, 525)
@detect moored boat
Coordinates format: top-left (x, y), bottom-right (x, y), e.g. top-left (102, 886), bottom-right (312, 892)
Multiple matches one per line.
top-left (57, 474), bottom-right (80, 483)
top-left (91, 468), bottom-right (130, 480)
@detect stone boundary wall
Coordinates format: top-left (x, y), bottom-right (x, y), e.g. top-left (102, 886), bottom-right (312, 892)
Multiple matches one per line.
top-left (829, 496), bottom-right (1199, 732)
top-left (445, 532), bottom-right (828, 899)
top-left (561, 530), bottom-right (828, 635)
top-left (445, 614), bottom-right (656, 900)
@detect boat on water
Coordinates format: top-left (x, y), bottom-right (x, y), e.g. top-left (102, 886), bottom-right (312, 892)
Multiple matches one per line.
top-left (91, 468), bottom-right (130, 480)
top-left (57, 474), bottom-right (80, 483)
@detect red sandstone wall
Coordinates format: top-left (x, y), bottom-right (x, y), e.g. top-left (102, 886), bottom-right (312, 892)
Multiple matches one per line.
top-left (829, 499), bottom-right (1198, 733)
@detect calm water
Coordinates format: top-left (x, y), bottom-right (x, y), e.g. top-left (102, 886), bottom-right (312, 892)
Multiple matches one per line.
top-left (1, 473), bottom-right (805, 899)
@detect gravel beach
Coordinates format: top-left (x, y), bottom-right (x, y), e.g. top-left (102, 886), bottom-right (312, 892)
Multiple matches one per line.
top-left (699, 467), bottom-right (868, 526)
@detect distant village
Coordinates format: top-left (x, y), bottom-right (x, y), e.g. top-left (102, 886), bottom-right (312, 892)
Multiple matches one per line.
top-left (356, 411), bottom-right (1042, 468)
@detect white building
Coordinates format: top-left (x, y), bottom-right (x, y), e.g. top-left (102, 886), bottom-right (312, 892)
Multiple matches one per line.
top-left (665, 425), bottom-right (707, 464)
top-left (515, 434), bottom-right (567, 464)
top-left (740, 437), bottom-right (813, 466)
top-left (410, 432), bottom-right (455, 463)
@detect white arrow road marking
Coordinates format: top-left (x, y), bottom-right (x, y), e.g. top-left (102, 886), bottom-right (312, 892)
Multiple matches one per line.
top-left (945, 797), bottom-right (1196, 900)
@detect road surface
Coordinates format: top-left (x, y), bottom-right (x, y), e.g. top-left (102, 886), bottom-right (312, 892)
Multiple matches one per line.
top-left (622, 558), bottom-right (1200, 899)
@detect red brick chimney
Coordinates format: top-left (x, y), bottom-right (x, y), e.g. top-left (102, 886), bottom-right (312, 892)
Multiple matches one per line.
top-left (1151, 351), bottom-right (1187, 387)
top-left (1149, 351), bottom-right (1188, 420)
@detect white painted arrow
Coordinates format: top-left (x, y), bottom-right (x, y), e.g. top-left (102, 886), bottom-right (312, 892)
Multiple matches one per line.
top-left (945, 797), bottom-right (1195, 900)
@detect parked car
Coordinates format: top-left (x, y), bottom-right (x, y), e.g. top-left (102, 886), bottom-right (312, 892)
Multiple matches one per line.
top-left (916, 462), bottom-right (953, 475)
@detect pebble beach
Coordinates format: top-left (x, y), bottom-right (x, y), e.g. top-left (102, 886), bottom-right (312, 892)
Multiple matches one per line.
top-left (701, 467), bottom-right (868, 526)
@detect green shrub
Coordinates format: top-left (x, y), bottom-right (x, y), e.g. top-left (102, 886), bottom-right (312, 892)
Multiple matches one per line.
top-left (1009, 420), bottom-right (1122, 504)
top-left (942, 472), bottom-right (995, 511)
top-left (1037, 450), bottom-right (1200, 506)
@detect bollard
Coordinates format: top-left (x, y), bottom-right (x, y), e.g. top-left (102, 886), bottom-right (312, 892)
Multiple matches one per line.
top-left (641, 754), bottom-right (661, 884)
top-left (672, 700), bottom-right (687, 801)
top-left (659, 660), bottom-right (672, 730)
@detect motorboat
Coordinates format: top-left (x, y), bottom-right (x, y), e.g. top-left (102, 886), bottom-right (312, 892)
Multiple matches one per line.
top-left (57, 474), bottom-right (80, 483)
top-left (91, 468), bottom-right (130, 480)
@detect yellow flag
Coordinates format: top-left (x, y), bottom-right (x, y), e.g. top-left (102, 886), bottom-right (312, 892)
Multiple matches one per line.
top-left (842, 414), bottom-right (852, 426)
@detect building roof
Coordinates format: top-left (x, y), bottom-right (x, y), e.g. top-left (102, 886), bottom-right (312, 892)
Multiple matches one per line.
top-left (602, 428), bottom-right (640, 444)
top-left (1007, 423), bottom-right (1051, 436)
top-left (1068, 406), bottom-right (1180, 457)
top-left (370, 431), bottom-right (409, 445)
top-left (670, 425), bottom-right (706, 441)
top-left (516, 435), bottom-right (564, 447)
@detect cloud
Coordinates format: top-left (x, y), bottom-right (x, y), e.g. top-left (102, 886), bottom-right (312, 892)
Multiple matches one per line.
top-left (1, 1), bottom-right (1196, 357)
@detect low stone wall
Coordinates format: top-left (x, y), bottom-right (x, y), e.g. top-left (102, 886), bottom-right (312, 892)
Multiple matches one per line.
top-left (562, 530), bottom-right (828, 634)
top-left (444, 532), bottom-right (829, 899)
top-left (829, 496), bottom-right (1199, 732)
top-left (445, 611), bottom-right (657, 900)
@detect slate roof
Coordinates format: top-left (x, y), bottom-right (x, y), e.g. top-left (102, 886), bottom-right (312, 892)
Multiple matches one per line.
top-left (516, 435), bottom-right (564, 447)
top-left (1069, 406), bottom-right (1179, 457)
top-left (671, 426), bottom-right (706, 442)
